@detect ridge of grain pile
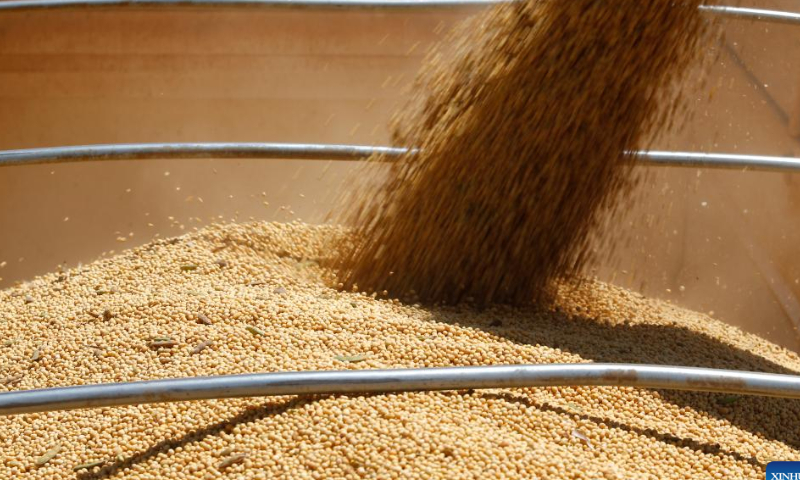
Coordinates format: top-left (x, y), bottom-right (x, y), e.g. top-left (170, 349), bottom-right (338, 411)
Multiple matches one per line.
top-left (1, 222), bottom-right (800, 479)
top-left (336, 0), bottom-right (712, 305)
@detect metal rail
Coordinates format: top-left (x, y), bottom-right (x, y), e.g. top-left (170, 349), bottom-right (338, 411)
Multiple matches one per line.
top-left (0, 0), bottom-right (797, 28)
top-left (0, 0), bottom-right (506, 10)
top-left (698, 5), bottom-right (800, 26)
top-left (0, 143), bottom-right (410, 166)
top-left (2, 142), bottom-right (800, 172)
top-left (636, 151), bottom-right (800, 172)
top-left (2, 363), bottom-right (800, 415)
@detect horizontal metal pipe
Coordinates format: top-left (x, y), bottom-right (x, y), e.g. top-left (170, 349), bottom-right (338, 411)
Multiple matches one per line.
top-left (636, 150), bottom-right (800, 172)
top-left (2, 142), bottom-right (800, 173)
top-left (698, 5), bottom-right (800, 26)
top-left (2, 363), bottom-right (800, 416)
top-left (0, 0), bottom-right (797, 28)
top-left (0, 0), bottom-right (504, 10)
top-left (0, 142), bottom-right (410, 166)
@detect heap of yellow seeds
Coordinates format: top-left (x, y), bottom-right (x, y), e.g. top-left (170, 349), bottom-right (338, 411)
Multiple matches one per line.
top-left (1, 221), bottom-right (799, 479)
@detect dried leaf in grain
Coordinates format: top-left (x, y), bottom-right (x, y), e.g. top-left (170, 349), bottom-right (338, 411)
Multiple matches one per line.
top-left (246, 325), bottom-right (266, 336)
top-left (217, 453), bottom-right (247, 470)
top-left (73, 460), bottom-right (105, 471)
top-left (335, 354), bottom-right (366, 363)
top-left (571, 429), bottom-right (593, 449)
top-left (148, 340), bottom-right (177, 349)
top-left (35, 445), bottom-right (62, 466)
top-left (2, 375), bottom-right (22, 385)
top-left (191, 340), bottom-right (214, 355)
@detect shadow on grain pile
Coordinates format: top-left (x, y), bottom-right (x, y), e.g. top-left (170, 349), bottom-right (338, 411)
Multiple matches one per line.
top-left (421, 303), bottom-right (800, 451)
top-left (79, 305), bottom-right (799, 480)
top-left (78, 390), bottom-right (765, 480)
top-left (75, 397), bottom-right (315, 480)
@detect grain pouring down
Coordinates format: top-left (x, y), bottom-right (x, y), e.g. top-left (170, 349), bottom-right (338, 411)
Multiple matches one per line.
top-left (335, 0), bottom-right (712, 305)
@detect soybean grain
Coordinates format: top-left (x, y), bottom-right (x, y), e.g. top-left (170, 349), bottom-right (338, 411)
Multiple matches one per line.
top-left (0, 222), bottom-right (798, 479)
top-left (337, 0), bottom-right (714, 305)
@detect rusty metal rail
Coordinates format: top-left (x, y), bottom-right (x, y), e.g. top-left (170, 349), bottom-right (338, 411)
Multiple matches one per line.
top-left (2, 364), bottom-right (800, 415)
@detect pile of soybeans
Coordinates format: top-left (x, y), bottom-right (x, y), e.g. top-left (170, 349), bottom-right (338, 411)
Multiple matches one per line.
top-left (1, 221), bottom-right (800, 479)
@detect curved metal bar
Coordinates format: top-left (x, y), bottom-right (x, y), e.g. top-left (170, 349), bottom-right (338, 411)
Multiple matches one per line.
top-left (0, 142), bottom-right (410, 166)
top-left (637, 151), bottom-right (800, 172)
top-left (2, 363), bottom-right (800, 415)
top-left (0, 0), bottom-right (799, 28)
top-left (0, 0), bottom-right (503, 11)
top-left (2, 142), bottom-right (800, 172)
top-left (698, 5), bottom-right (800, 26)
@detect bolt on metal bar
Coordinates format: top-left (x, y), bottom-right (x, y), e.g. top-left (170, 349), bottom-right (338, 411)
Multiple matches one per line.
top-left (2, 363), bottom-right (800, 416)
top-left (2, 142), bottom-right (800, 172)
top-left (0, 0), bottom-right (798, 28)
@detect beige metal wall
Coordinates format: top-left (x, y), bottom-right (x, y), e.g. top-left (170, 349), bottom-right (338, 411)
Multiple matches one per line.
top-left (2, 3), bottom-right (800, 350)
top-left (0, 6), bottom-right (448, 281)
